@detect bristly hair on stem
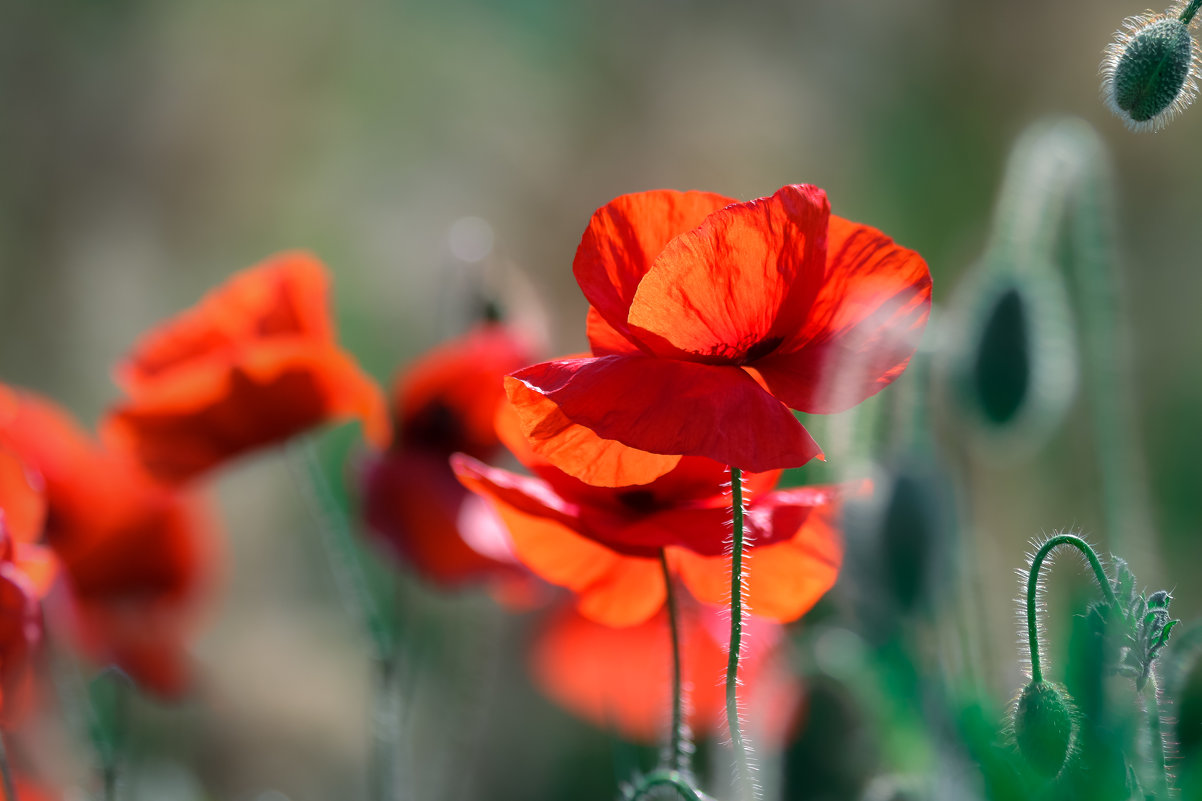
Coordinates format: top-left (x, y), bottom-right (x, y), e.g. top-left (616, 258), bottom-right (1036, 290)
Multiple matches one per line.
top-left (725, 467), bottom-right (758, 801)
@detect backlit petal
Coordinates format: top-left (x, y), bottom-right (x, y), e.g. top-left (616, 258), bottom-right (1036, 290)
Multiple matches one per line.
top-left (507, 356), bottom-right (821, 476)
top-left (575, 190), bottom-right (735, 355)
top-left (753, 215), bottom-right (932, 413)
top-left (627, 185), bottom-right (829, 362)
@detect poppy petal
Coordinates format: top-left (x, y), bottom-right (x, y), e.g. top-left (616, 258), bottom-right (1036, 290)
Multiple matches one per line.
top-left (507, 356), bottom-right (822, 475)
top-left (626, 185), bottom-right (829, 362)
top-left (116, 251), bottom-right (333, 393)
top-left (674, 491), bottom-right (842, 621)
top-left (575, 190), bottom-right (736, 355)
top-left (104, 342), bottom-right (389, 483)
top-left (752, 216), bottom-right (932, 413)
top-left (586, 307), bottom-right (643, 357)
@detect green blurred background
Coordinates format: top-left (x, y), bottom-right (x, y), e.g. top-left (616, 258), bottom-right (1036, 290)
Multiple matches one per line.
top-left (2, 1), bottom-right (1200, 799)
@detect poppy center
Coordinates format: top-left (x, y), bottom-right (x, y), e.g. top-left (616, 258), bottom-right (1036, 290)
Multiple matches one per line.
top-left (615, 489), bottom-right (658, 514)
top-left (704, 335), bottom-right (784, 365)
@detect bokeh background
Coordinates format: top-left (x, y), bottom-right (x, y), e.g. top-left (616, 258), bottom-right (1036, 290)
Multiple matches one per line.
top-left (2, 0), bottom-right (1200, 799)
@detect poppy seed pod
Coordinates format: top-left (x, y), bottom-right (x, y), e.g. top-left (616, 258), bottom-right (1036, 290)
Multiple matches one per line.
top-left (1101, 10), bottom-right (1201, 131)
top-left (1011, 680), bottom-right (1080, 778)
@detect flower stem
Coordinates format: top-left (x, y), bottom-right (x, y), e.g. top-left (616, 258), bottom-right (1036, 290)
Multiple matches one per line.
top-left (727, 466), bottom-right (755, 801)
top-left (1180, 0), bottom-right (1201, 24)
top-left (1025, 533), bottom-right (1118, 684)
top-left (1145, 672), bottom-right (1169, 800)
top-left (0, 732), bottom-right (18, 801)
top-left (659, 549), bottom-right (690, 775)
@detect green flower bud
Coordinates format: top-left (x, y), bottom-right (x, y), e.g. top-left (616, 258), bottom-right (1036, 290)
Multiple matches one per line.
top-left (1011, 680), bottom-right (1079, 778)
top-left (1101, 10), bottom-right (1200, 131)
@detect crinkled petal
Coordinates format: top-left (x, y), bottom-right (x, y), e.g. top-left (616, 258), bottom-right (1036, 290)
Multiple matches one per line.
top-left (627, 185), bottom-right (830, 362)
top-left (753, 215), bottom-right (932, 413)
top-left (575, 190), bottom-right (736, 355)
top-left (507, 356), bottom-right (821, 476)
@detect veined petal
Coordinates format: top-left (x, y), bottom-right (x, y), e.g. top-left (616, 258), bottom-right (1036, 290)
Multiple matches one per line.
top-left (753, 215), bottom-right (932, 413)
top-left (575, 190), bottom-right (736, 355)
top-left (507, 356), bottom-right (821, 476)
top-left (627, 185), bottom-right (829, 362)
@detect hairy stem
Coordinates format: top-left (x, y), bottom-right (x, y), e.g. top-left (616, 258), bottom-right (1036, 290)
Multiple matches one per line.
top-left (1026, 533), bottom-right (1118, 683)
top-left (727, 466), bottom-right (755, 801)
top-left (1146, 673), bottom-right (1169, 800)
top-left (628, 770), bottom-right (707, 801)
top-left (660, 550), bottom-right (690, 774)
top-left (1180, 0), bottom-right (1202, 24)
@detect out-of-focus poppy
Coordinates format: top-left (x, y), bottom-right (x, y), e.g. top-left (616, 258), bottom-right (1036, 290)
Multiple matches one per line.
top-left (103, 251), bottom-right (390, 484)
top-left (363, 322), bottom-right (539, 589)
top-left (0, 446), bottom-right (55, 728)
top-left (453, 413), bottom-right (849, 626)
top-left (0, 386), bottom-right (215, 697)
top-left (506, 185), bottom-right (931, 486)
top-left (531, 602), bottom-right (800, 744)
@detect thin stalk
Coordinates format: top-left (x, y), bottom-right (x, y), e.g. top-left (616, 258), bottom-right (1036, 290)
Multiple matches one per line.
top-left (726, 466), bottom-right (755, 801)
top-left (371, 656), bottom-right (402, 801)
top-left (659, 550), bottom-right (689, 774)
top-left (1025, 533), bottom-right (1118, 683)
top-left (0, 733), bottom-right (18, 801)
top-left (1180, 0), bottom-right (1202, 24)
top-left (1145, 673), bottom-right (1169, 800)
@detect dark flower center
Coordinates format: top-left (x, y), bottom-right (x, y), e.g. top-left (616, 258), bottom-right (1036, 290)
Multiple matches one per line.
top-left (615, 489), bottom-right (658, 514)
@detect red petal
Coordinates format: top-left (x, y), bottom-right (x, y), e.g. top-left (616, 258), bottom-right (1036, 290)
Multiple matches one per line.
top-left (674, 487), bottom-right (843, 621)
top-left (575, 190), bottom-right (736, 355)
top-left (627, 185), bottom-right (829, 362)
top-left (0, 447), bottom-right (45, 545)
top-left (104, 343), bottom-right (389, 483)
top-left (116, 251), bottom-right (333, 393)
top-left (508, 355), bottom-right (821, 475)
top-left (752, 215), bottom-right (932, 413)
top-left (393, 322), bottom-right (536, 459)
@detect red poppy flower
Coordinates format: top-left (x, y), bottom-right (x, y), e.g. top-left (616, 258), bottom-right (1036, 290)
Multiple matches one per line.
top-left (0, 447), bottom-right (55, 728)
top-left (453, 412), bottom-right (849, 626)
top-left (507, 185), bottom-right (931, 486)
top-left (0, 385), bottom-right (216, 696)
top-left (363, 323), bottom-right (540, 589)
top-left (531, 603), bottom-right (800, 744)
top-left (103, 251), bottom-right (390, 484)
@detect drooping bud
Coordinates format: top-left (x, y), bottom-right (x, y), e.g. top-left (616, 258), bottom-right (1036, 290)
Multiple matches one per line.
top-left (1011, 680), bottom-right (1079, 778)
top-left (1101, 9), bottom-right (1201, 131)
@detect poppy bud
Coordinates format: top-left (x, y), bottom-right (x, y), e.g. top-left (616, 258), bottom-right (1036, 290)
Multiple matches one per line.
top-left (942, 266), bottom-right (1077, 458)
top-left (1011, 680), bottom-right (1079, 778)
top-left (1101, 10), bottom-right (1200, 131)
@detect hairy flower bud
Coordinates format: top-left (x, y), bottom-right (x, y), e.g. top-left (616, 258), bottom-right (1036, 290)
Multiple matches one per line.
top-left (1011, 680), bottom-right (1079, 778)
top-left (1101, 9), bottom-right (1201, 131)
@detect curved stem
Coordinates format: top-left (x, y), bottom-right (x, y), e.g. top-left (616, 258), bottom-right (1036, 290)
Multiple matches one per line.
top-left (628, 770), bottom-right (707, 801)
top-left (727, 467), bottom-right (755, 801)
top-left (659, 550), bottom-right (689, 774)
top-left (1026, 533), bottom-right (1118, 683)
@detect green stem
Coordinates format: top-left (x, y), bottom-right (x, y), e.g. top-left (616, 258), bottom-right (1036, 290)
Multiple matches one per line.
top-left (1025, 533), bottom-right (1118, 684)
top-left (0, 733), bottom-right (18, 801)
top-left (659, 550), bottom-right (690, 774)
top-left (371, 655), bottom-right (402, 801)
top-left (727, 467), bottom-right (755, 801)
top-left (1145, 673), bottom-right (1169, 800)
top-left (287, 441), bottom-right (392, 660)
top-left (628, 770), bottom-right (708, 801)
top-left (1180, 0), bottom-right (1201, 24)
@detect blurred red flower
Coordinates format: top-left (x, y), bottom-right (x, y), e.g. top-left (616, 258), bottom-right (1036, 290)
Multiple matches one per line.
top-left (103, 251), bottom-right (390, 483)
top-left (507, 185), bottom-right (931, 486)
top-left (0, 386), bottom-right (215, 697)
top-left (363, 322), bottom-right (539, 589)
top-left (454, 410), bottom-right (849, 626)
top-left (531, 603), bottom-right (800, 744)
top-left (0, 446), bottom-right (55, 728)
